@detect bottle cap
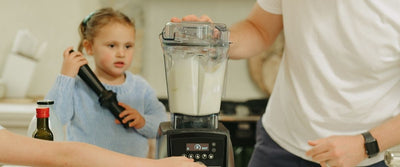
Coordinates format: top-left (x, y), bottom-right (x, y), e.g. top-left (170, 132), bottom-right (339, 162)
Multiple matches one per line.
top-left (36, 107), bottom-right (50, 118)
top-left (37, 100), bottom-right (54, 105)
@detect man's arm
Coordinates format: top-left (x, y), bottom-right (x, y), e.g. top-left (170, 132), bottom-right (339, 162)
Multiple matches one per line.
top-left (228, 2), bottom-right (283, 59)
top-left (306, 114), bottom-right (400, 167)
top-left (170, 2), bottom-right (283, 60)
top-left (0, 129), bottom-right (203, 167)
top-left (371, 114), bottom-right (400, 153)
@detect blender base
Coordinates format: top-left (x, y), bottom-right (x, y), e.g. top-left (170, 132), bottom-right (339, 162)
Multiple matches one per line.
top-left (156, 121), bottom-right (234, 167)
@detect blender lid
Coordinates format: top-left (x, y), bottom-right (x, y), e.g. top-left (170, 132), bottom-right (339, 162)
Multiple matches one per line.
top-left (160, 22), bottom-right (230, 47)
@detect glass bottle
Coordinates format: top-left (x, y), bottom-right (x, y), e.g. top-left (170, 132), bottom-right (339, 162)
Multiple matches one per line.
top-left (385, 151), bottom-right (400, 167)
top-left (27, 100), bottom-right (64, 141)
top-left (32, 107), bottom-right (54, 141)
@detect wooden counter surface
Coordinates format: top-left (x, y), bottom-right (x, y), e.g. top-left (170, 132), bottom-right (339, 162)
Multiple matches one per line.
top-left (219, 114), bottom-right (261, 122)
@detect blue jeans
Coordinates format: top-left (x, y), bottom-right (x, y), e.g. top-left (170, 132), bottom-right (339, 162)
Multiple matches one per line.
top-left (247, 120), bottom-right (387, 167)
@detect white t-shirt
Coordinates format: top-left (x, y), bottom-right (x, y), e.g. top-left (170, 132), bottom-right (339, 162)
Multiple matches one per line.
top-left (0, 125), bottom-right (4, 130)
top-left (258, 0), bottom-right (400, 166)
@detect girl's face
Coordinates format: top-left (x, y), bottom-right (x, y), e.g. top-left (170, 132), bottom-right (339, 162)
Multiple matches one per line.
top-left (86, 22), bottom-right (135, 83)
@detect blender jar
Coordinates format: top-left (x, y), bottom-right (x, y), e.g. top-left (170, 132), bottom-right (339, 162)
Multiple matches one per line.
top-left (160, 22), bottom-right (230, 117)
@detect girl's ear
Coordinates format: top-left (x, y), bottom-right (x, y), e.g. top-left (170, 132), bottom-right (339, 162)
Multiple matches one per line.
top-left (83, 40), bottom-right (93, 55)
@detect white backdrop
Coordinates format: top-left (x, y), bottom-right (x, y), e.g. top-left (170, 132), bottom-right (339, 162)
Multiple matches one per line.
top-left (0, 0), bottom-right (265, 101)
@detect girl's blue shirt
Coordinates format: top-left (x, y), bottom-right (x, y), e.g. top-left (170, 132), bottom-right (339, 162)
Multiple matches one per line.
top-left (46, 71), bottom-right (168, 157)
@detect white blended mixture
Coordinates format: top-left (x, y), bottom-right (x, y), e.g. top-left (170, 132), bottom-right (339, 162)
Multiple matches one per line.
top-left (198, 60), bottom-right (227, 115)
top-left (167, 55), bottom-right (199, 115)
top-left (167, 51), bottom-right (227, 116)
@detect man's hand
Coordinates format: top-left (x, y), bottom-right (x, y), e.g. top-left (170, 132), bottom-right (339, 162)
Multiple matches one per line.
top-left (306, 135), bottom-right (367, 167)
top-left (170, 14), bottom-right (212, 23)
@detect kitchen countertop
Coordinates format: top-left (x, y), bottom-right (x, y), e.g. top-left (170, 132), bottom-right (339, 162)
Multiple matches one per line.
top-left (0, 100), bottom-right (36, 127)
top-left (0, 98), bottom-right (262, 122)
top-left (0, 98), bottom-right (36, 136)
top-left (219, 114), bottom-right (260, 122)
top-left (0, 98), bottom-right (262, 134)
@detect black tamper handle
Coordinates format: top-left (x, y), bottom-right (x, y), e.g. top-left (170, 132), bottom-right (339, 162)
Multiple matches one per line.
top-left (78, 64), bottom-right (106, 95)
top-left (69, 50), bottom-right (131, 129)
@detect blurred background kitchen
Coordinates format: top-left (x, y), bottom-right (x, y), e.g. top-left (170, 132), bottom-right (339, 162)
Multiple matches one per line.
top-left (0, 0), bottom-right (284, 166)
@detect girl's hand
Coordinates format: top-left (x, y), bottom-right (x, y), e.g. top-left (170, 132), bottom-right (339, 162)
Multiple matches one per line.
top-left (115, 102), bottom-right (145, 129)
top-left (61, 46), bottom-right (88, 77)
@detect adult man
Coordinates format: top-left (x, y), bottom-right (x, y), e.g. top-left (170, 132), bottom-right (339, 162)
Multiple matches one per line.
top-left (172, 0), bottom-right (400, 166)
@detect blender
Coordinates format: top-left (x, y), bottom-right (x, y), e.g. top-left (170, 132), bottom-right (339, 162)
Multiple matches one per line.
top-left (156, 22), bottom-right (234, 167)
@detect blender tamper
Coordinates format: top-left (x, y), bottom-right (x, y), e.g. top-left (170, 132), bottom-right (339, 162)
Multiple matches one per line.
top-left (69, 50), bottom-right (132, 129)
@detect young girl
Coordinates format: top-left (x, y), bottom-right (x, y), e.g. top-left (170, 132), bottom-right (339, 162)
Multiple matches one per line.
top-left (46, 8), bottom-right (168, 157)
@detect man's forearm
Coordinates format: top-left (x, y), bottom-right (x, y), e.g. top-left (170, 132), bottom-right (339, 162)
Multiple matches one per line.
top-left (228, 3), bottom-right (283, 60)
top-left (228, 20), bottom-right (269, 59)
top-left (370, 114), bottom-right (400, 152)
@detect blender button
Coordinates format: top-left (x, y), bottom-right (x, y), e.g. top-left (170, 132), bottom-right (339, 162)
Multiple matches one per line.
top-left (202, 154), bottom-right (207, 159)
top-left (209, 154), bottom-right (214, 159)
top-left (212, 148), bottom-right (217, 152)
top-left (195, 154), bottom-right (201, 159)
top-left (212, 142), bottom-right (216, 146)
top-left (194, 144), bottom-right (201, 150)
top-left (188, 154), bottom-right (194, 159)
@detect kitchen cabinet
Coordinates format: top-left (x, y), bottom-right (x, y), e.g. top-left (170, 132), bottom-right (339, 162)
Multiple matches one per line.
top-left (0, 99), bottom-right (36, 136)
top-left (219, 100), bottom-right (267, 167)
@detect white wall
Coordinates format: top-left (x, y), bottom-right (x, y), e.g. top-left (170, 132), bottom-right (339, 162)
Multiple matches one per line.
top-left (0, 0), bottom-right (265, 101)
top-left (0, 0), bottom-right (101, 97)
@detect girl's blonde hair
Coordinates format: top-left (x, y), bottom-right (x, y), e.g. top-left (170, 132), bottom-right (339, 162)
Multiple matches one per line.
top-left (77, 8), bottom-right (135, 52)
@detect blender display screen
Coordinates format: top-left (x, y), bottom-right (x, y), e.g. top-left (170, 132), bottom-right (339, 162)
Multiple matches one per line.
top-left (186, 143), bottom-right (209, 151)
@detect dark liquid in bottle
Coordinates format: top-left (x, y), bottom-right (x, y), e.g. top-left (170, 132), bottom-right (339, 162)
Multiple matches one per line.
top-left (33, 108), bottom-right (54, 141)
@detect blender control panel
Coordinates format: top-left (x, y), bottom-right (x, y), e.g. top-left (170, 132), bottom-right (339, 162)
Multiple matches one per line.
top-left (168, 132), bottom-right (227, 167)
